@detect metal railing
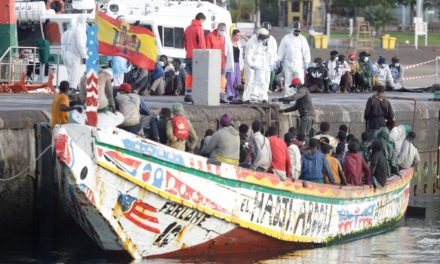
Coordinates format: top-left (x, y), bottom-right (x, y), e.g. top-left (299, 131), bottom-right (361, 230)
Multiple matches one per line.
top-left (0, 46), bottom-right (62, 87)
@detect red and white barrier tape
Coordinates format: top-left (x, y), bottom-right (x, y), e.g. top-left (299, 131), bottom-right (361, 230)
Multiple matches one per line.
top-left (402, 74), bottom-right (438, 81)
top-left (403, 57), bottom-right (439, 70)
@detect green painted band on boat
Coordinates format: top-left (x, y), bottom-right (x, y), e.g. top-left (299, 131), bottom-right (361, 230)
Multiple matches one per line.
top-left (324, 214), bottom-right (404, 245)
top-left (96, 141), bottom-right (409, 205)
top-left (0, 24), bottom-right (18, 57)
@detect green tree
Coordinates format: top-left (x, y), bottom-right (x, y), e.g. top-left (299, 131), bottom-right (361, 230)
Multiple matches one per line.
top-left (364, 5), bottom-right (396, 35)
top-left (260, 0), bottom-right (278, 26)
top-left (229, 0), bottom-right (255, 22)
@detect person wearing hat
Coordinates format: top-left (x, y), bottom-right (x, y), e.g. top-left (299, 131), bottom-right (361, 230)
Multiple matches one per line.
top-left (201, 113), bottom-right (240, 165)
top-left (243, 27), bottom-right (276, 103)
top-left (356, 51), bottom-right (374, 92)
top-left (373, 56), bottom-right (395, 90)
top-left (277, 78), bottom-right (315, 141)
top-left (116, 83), bottom-right (151, 134)
top-left (166, 102), bottom-right (198, 152)
top-left (347, 52), bottom-right (360, 91)
top-left (278, 21), bottom-right (311, 96)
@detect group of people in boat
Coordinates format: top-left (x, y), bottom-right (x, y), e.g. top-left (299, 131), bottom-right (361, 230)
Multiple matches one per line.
top-left (51, 76), bottom-right (419, 189)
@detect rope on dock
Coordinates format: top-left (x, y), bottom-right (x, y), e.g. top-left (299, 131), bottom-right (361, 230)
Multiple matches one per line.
top-left (0, 144), bottom-right (52, 182)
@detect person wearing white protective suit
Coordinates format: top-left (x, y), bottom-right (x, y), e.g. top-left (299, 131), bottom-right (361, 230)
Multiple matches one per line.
top-left (278, 22), bottom-right (311, 96)
top-left (61, 15), bottom-right (88, 90)
top-left (243, 28), bottom-right (275, 103)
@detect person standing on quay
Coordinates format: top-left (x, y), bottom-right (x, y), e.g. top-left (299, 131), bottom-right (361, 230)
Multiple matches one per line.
top-left (278, 22), bottom-right (311, 96)
top-left (183, 13), bottom-right (207, 104)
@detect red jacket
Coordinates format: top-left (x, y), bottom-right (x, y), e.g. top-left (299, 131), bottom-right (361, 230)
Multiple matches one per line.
top-left (344, 153), bottom-right (371, 186)
top-left (205, 30), bottom-right (226, 69)
top-left (184, 20), bottom-right (206, 59)
top-left (268, 136), bottom-right (291, 176)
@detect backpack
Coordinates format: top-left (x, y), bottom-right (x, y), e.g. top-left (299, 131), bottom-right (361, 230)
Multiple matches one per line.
top-left (171, 115), bottom-right (189, 140)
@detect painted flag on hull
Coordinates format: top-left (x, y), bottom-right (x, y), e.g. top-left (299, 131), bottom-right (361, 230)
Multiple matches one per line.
top-left (85, 24), bottom-right (99, 126)
top-left (97, 12), bottom-right (157, 70)
top-left (119, 194), bottom-right (160, 234)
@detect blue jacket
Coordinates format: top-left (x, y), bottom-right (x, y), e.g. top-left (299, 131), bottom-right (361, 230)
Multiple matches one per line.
top-left (151, 65), bottom-right (165, 81)
top-left (300, 150), bottom-right (336, 184)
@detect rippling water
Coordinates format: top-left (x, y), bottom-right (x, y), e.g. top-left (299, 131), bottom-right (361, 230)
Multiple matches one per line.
top-left (2, 198), bottom-right (439, 264)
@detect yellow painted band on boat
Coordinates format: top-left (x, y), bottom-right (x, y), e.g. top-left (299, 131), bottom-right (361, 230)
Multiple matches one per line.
top-left (97, 161), bottom-right (407, 243)
top-left (96, 142), bottom-right (413, 200)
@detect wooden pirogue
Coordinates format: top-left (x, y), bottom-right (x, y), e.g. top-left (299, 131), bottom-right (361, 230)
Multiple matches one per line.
top-left (53, 124), bottom-right (413, 259)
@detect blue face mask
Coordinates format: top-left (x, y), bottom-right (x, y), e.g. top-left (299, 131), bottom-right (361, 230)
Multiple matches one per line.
top-left (156, 116), bottom-right (161, 122)
top-left (310, 63), bottom-right (317, 68)
top-left (381, 64), bottom-right (386, 68)
top-left (394, 63), bottom-right (400, 67)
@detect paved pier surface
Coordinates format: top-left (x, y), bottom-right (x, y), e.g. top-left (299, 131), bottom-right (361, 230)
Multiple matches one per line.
top-left (0, 91), bottom-right (435, 111)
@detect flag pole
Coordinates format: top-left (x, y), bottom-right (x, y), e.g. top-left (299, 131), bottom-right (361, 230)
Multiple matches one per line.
top-left (84, 3), bottom-right (100, 127)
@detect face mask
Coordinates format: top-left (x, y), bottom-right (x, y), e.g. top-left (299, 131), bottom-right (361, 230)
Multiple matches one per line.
top-left (335, 56), bottom-right (339, 61)
top-left (232, 35), bottom-right (240, 42)
top-left (156, 116), bottom-right (161, 122)
top-left (348, 59), bottom-right (354, 63)
top-left (394, 63), bottom-right (400, 67)
top-left (218, 30), bottom-right (226, 37)
top-left (158, 61), bottom-right (165, 67)
top-left (364, 57), bottom-right (369, 62)
top-left (310, 63), bottom-right (317, 68)
top-left (258, 34), bottom-right (269, 41)
top-left (381, 64), bottom-right (386, 68)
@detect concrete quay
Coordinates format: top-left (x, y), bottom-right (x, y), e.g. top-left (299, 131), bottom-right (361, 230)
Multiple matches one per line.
top-left (0, 91), bottom-right (439, 239)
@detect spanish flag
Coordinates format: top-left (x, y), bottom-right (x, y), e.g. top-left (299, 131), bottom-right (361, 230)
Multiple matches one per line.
top-left (97, 12), bottom-right (157, 70)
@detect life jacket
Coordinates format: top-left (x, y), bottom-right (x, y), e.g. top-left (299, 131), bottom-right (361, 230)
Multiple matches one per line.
top-left (172, 115), bottom-right (189, 140)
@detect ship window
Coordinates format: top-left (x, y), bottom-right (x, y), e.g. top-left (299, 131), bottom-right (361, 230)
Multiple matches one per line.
top-left (44, 21), bottom-right (61, 45)
top-left (159, 26), bottom-right (185, 48)
top-left (163, 27), bottom-right (174, 47)
top-left (158, 26), bottom-right (163, 45)
top-left (174, 27), bottom-right (184, 48)
top-left (62, 22), bottom-right (70, 32)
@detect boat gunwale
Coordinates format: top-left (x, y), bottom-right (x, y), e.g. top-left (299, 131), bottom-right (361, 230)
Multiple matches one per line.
top-left (95, 139), bottom-right (413, 204)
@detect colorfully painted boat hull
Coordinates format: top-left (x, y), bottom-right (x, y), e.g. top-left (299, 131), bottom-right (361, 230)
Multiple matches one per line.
top-left (54, 124), bottom-right (413, 259)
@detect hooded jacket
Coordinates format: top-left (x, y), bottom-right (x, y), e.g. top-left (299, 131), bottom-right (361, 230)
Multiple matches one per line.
top-left (202, 126), bottom-right (240, 164)
top-left (377, 127), bottom-right (398, 173)
top-left (364, 94), bottom-right (394, 130)
top-left (184, 19), bottom-right (206, 59)
top-left (344, 153), bottom-right (371, 186)
top-left (300, 150), bottom-right (335, 184)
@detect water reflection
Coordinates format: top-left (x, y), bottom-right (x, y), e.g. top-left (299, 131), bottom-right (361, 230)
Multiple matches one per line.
top-left (1, 198), bottom-right (439, 264)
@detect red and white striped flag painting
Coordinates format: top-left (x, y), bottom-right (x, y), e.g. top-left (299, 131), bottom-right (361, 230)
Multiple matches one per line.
top-left (119, 194), bottom-right (160, 234)
top-left (85, 23), bottom-right (99, 126)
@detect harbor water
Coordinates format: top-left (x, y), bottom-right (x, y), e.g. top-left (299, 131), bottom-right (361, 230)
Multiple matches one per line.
top-left (1, 198), bottom-right (439, 264)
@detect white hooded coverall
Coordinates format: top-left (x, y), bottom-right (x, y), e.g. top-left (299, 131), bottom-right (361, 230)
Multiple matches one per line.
top-left (61, 15), bottom-right (88, 89)
top-left (278, 33), bottom-right (311, 96)
top-left (243, 35), bottom-right (277, 102)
